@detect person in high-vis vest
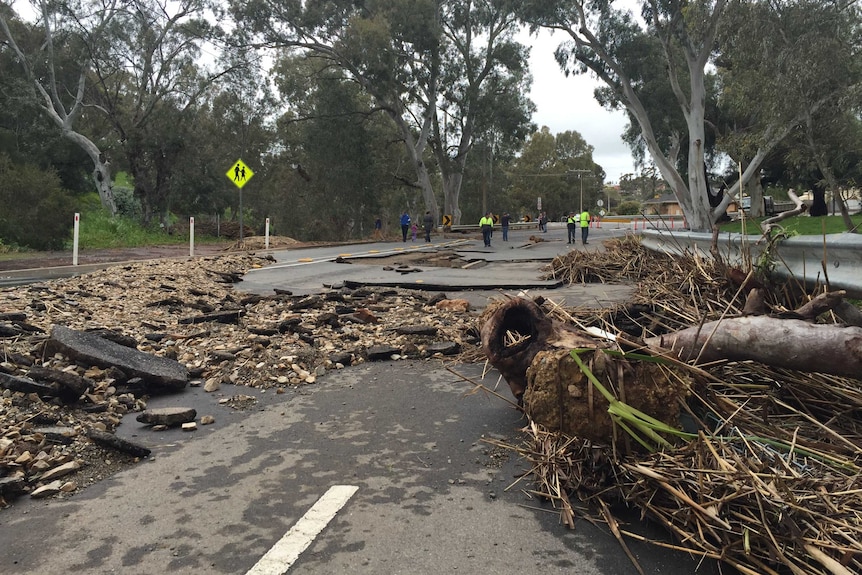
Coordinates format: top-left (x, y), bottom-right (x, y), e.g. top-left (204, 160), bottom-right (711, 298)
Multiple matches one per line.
top-left (580, 209), bottom-right (590, 245)
top-left (566, 212), bottom-right (576, 244)
top-left (479, 212), bottom-right (494, 247)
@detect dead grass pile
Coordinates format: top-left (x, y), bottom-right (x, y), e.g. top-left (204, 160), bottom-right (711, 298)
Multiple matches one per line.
top-left (492, 235), bottom-right (862, 575)
top-left (225, 235), bottom-right (301, 251)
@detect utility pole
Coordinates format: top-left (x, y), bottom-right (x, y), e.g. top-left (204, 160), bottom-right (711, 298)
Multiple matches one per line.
top-left (568, 169), bottom-right (591, 212)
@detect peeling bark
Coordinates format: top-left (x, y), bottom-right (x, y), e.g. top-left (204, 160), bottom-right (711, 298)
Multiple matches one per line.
top-left (646, 317), bottom-right (862, 378)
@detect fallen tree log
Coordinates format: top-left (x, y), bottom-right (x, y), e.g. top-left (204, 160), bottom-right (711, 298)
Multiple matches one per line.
top-left (481, 297), bottom-right (862, 445)
top-left (645, 316), bottom-right (862, 377)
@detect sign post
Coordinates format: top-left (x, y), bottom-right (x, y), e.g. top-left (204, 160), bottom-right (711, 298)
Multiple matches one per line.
top-left (226, 159), bottom-right (255, 241)
top-left (189, 216), bottom-right (195, 257)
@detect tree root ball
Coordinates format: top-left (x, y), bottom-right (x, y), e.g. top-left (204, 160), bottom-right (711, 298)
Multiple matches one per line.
top-left (480, 297), bottom-right (555, 401)
top-left (523, 349), bottom-right (691, 446)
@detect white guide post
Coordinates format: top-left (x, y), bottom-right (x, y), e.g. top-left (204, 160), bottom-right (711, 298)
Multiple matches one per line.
top-left (72, 213), bottom-right (80, 266)
top-left (265, 217), bottom-right (270, 250)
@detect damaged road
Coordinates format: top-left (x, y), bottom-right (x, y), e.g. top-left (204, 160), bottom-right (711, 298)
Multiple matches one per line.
top-left (1, 360), bottom-right (713, 574)
top-left (241, 226), bottom-right (635, 309)
top-left (0, 225), bottom-right (714, 574)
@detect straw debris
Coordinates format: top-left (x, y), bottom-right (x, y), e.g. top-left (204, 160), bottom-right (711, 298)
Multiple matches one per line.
top-left (491, 235), bottom-right (862, 575)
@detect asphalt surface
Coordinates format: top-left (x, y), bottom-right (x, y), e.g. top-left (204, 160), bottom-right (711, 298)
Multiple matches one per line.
top-left (0, 223), bottom-right (722, 574)
top-left (1, 361), bottom-right (717, 574)
top-left (238, 224), bottom-right (636, 309)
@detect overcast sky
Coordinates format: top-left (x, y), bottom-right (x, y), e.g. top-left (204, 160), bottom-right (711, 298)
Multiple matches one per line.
top-left (519, 0), bottom-right (645, 186)
top-left (522, 29), bottom-right (636, 185)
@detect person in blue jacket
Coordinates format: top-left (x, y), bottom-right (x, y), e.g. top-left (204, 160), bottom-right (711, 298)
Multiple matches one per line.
top-left (400, 211), bottom-right (411, 242)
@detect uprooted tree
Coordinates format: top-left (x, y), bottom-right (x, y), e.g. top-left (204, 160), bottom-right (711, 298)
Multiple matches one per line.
top-left (478, 240), bottom-right (862, 575)
top-left (482, 290), bottom-right (862, 444)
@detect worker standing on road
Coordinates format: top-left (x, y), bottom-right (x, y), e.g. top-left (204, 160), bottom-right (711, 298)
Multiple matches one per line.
top-left (479, 212), bottom-right (494, 247)
top-left (373, 216), bottom-right (383, 240)
top-left (566, 212), bottom-right (576, 244)
top-left (501, 212), bottom-right (511, 241)
top-left (580, 209), bottom-right (590, 245)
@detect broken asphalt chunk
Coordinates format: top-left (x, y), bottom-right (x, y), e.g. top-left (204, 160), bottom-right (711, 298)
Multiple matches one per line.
top-left (426, 341), bottom-right (461, 356)
top-left (136, 407), bottom-right (197, 427)
top-left (0, 372), bottom-right (58, 396)
top-left (0, 476), bottom-right (27, 496)
top-left (177, 310), bottom-right (245, 324)
top-left (366, 345), bottom-right (401, 361)
top-left (87, 429), bottom-right (151, 458)
top-left (395, 325), bottom-right (438, 336)
top-left (46, 325), bottom-right (188, 390)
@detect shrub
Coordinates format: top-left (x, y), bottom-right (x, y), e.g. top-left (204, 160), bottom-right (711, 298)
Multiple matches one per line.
top-left (113, 186), bottom-right (142, 219)
top-left (0, 153), bottom-right (76, 250)
top-left (617, 201), bottom-right (642, 215)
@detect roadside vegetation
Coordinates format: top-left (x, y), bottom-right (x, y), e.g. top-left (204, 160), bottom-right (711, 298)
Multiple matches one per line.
top-left (718, 214), bottom-right (862, 235)
top-left (1, 2), bottom-right (859, 250)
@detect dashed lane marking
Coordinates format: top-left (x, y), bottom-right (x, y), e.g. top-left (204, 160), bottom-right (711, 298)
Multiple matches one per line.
top-left (245, 485), bottom-right (359, 575)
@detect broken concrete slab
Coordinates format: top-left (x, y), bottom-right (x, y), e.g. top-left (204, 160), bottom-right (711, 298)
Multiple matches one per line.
top-left (136, 407), bottom-right (197, 426)
top-left (46, 325), bottom-right (188, 390)
top-left (30, 480), bottom-right (63, 499)
top-left (40, 461), bottom-right (81, 482)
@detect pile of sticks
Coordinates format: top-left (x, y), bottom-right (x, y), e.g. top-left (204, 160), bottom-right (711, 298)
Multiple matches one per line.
top-left (492, 235), bottom-right (862, 574)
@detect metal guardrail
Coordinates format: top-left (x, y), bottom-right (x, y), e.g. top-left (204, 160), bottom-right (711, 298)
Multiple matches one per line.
top-left (447, 221), bottom-right (540, 232)
top-left (641, 229), bottom-right (862, 298)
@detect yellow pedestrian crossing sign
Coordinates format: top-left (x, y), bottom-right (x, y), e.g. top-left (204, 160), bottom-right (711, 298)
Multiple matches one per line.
top-left (227, 159), bottom-right (254, 189)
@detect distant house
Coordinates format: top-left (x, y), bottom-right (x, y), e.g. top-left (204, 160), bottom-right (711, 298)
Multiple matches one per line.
top-left (642, 193), bottom-right (683, 216)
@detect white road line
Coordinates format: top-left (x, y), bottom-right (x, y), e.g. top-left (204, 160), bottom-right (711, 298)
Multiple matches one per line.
top-left (245, 485), bottom-right (359, 575)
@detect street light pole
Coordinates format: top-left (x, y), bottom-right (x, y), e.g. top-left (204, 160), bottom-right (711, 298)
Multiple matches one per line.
top-left (580, 176), bottom-right (584, 213)
top-left (568, 169), bottom-right (591, 213)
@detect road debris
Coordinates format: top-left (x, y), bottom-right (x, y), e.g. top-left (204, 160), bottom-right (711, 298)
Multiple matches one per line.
top-left (1, 253), bottom-right (480, 507)
top-left (481, 236), bottom-right (862, 575)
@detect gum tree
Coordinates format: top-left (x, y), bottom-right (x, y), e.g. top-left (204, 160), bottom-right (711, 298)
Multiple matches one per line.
top-left (1, 0), bottom-right (122, 214)
top-left (229, 0), bottom-right (533, 225)
top-left (516, 0), bottom-right (859, 232)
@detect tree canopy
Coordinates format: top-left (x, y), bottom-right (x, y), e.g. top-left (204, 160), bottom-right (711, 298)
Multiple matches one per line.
top-left (2, 0), bottom-right (860, 249)
top-left (516, 0), bottom-right (862, 232)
